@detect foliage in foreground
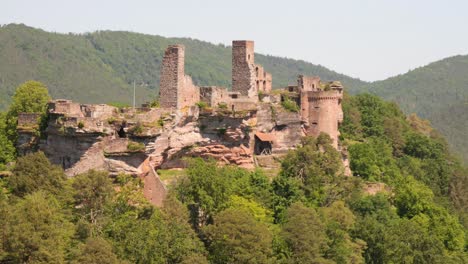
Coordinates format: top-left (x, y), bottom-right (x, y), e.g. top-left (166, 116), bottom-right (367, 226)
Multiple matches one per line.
top-left (0, 92), bottom-right (467, 263)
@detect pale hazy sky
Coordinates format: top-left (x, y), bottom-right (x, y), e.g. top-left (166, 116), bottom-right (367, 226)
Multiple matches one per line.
top-left (1, 0), bottom-right (467, 81)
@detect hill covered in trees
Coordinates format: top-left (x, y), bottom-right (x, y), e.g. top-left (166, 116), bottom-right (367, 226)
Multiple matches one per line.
top-left (362, 55), bottom-right (468, 163)
top-left (0, 81), bottom-right (467, 262)
top-left (0, 23), bottom-right (466, 161)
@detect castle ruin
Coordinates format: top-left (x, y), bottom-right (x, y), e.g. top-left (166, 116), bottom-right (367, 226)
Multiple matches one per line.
top-left (159, 45), bottom-right (199, 109)
top-left (17, 40), bottom-right (348, 206)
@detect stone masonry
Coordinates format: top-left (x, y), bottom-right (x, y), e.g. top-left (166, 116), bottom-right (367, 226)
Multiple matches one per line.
top-left (159, 45), bottom-right (200, 109)
top-left (298, 76), bottom-right (344, 148)
top-left (232, 41), bottom-right (258, 98)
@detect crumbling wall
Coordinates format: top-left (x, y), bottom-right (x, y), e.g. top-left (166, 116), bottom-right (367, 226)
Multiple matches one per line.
top-left (49, 99), bottom-right (83, 117)
top-left (181, 75), bottom-right (200, 109)
top-left (232, 41), bottom-right (257, 98)
top-left (159, 45), bottom-right (185, 108)
top-left (16, 113), bottom-right (40, 156)
top-left (200, 86), bottom-right (229, 107)
top-left (232, 40), bottom-right (272, 98)
top-left (81, 104), bottom-right (116, 119)
top-left (255, 65), bottom-right (272, 93)
top-left (159, 45), bottom-right (200, 110)
top-left (298, 75), bottom-right (321, 124)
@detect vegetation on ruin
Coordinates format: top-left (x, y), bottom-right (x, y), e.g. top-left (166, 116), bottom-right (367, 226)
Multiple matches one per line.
top-left (149, 98), bottom-right (160, 108)
top-left (126, 141), bottom-right (145, 152)
top-left (280, 96), bottom-right (300, 112)
top-left (196, 101), bottom-right (209, 110)
top-left (217, 102), bottom-right (228, 110)
top-left (107, 102), bottom-right (130, 109)
top-left (129, 123), bottom-right (144, 135)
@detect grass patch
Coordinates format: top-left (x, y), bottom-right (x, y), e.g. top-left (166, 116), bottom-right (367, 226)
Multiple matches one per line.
top-left (157, 169), bottom-right (186, 181)
top-left (127, 141), bottom-right (145, 152)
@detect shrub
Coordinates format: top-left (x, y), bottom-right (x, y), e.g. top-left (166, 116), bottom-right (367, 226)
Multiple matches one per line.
top-left (131, 123), bottom-right (144, 134)
top-left (77, 121), bottom-right (84, 129)
top-left (217, 127), bottom-right (227, 136)
top-left (150, 99), bottom-right (160, 108)
top-left (281, 96), bottom-right (299, 112)
top-left (127, 141), bottom-right (145, 152)
top-left (217, 102), bottom-right (228, 109)
top-left (196, 101), bottom-right (209, 110)
top-left (107, 117), bottom-right (117, 124)
top-left (157, 118), bottom-right (164, 127)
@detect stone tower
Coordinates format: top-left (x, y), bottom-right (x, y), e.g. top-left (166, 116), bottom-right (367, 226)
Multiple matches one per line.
top-left (159, 45), bottom-right (199, 109)
top-left (232, 40), bottom-right (257, 98)
top-left (299, 75), bottom-right (344, 148)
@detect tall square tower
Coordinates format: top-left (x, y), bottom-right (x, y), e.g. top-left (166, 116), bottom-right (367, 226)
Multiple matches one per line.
top-left (232, 40), bottom-right (257, 98)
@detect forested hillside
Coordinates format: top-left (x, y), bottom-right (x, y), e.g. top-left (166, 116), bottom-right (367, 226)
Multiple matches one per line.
top-left (1, 85), bottom-right (467, 263)
top-left (0, 23), bottom-right (365, 110)
top-left (363, 55), bottom-right (468, 162)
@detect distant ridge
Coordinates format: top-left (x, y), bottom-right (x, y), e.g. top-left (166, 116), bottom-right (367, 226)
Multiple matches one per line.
top-left (362, 55), bottom-right (468, 162)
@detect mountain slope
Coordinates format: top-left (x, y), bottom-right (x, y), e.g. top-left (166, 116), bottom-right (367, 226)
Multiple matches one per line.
top-left (0, 24), bottom-right (365, 111)
top-left (363, 55), bottom-right (468, 162)
top-left (0, 24), bottom-right (153, 108)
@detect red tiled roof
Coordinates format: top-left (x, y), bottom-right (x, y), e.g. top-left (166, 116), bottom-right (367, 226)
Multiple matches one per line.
top-left (255, 132), bottom-right (275, 142)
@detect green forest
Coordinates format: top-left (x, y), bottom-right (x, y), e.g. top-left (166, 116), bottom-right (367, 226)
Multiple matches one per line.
top-left (0, 81), bottom-right (467, 263)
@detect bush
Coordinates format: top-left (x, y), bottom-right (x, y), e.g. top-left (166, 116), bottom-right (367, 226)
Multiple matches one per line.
top-left (196, 101), bottom-right (209, 110)
top-left (127, 141), bottom-right (145, 152)
top-left (131, 123), bottom-right (144, 135)
top-left (217, 102), bottom-right (228, 109)
top-left (149, 99), bottom-right (160, 108)
top-left (77, 121), bottom-right (84, 129)
top-left (281, 97), bottom-right (299, 112)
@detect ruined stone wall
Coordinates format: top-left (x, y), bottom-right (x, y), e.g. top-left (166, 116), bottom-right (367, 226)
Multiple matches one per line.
top-left (232, 41), bottom-right (257, 98)
top-left (49, 100), bottom-right (83, 117)
top-left (298, 75), bottom-right (321, 124)
top-left (200, 86), bottom-right (229, 107)
top-left (305, 90), bottom-right (343, 148)
top-left (159, 45), bottom-right (185, 108)
top-left (255, 65), bottom-right (272, 93)
top-left (159, 44), bottom-right (200, 110)
top-left (264, 72), bottom-right (272, 93)
top-left (17, 113), bottom-right (40, 127)
top-left (180, 75), bottom-right (200, 109)
top-left (81, 104), bottom-right (116, 119)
